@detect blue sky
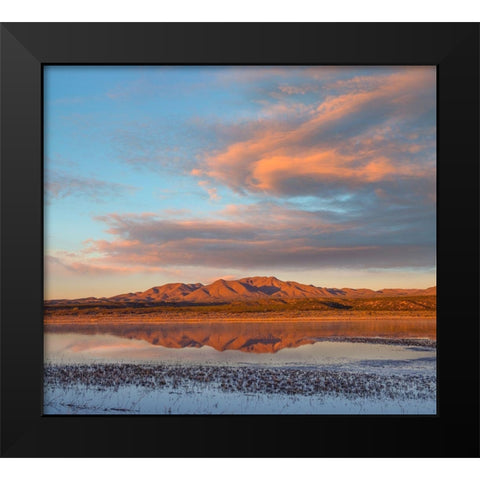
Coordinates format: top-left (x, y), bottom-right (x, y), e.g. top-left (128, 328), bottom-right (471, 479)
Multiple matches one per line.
top-left (44, 66), bottom-right (436, 299)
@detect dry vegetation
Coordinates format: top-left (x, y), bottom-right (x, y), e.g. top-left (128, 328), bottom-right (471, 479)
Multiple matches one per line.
top-left (44, 363), bottom-right (436, 400)
top-left (44, 295), bottom-right (436, 324)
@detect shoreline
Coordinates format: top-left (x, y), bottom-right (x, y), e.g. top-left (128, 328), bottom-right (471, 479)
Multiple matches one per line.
top-left (44, 312), bottom-right (436, 325)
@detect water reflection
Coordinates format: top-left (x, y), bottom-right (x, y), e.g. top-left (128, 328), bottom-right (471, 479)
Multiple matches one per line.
top-left (45, 319), bottom-right (435, 354)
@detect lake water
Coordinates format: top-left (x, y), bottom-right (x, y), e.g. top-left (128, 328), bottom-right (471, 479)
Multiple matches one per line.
top-left (44, 319), bottom-right (435, 365)
top-left (44, 320), bottom-right (436, 414)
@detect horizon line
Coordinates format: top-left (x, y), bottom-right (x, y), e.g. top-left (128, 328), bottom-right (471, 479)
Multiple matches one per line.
top-left (44, 275), bottom-right (437, 301)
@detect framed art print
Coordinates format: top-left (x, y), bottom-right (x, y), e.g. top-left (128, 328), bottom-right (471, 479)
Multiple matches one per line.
top-left (42, 64), bottom-right (437, 416)
top-left (1, 23), bottom-right (479, 457)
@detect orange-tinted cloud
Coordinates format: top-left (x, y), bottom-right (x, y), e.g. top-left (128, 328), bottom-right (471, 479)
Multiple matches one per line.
top-left (195, 68), bottom-right (435, 198)
top-left (49, 197), bottom-right (435, 275)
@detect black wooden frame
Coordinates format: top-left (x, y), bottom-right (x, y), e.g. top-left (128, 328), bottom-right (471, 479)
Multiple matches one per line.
top-left (1, 23), bottom-right (479, 457)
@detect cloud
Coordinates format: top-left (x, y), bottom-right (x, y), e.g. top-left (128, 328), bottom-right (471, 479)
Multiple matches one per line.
top-left (45, 253), bottom-right (176, 276)
top-left (109, 120), bottom-right (210, 173)
top-left (194, 68), bottom-right (436, 199)
top-left (197, 180), bottom-right (220, 201)
top-left (80, 235), bottom-right (434, 272)
top-left (277, 85), bottom-right (315, 95)
top-left (210, 66), bottom-right (359, 89)
top-left (56, 198), bottom-right (436, 274)
top-left (45, 170), bottom-right (138, 202)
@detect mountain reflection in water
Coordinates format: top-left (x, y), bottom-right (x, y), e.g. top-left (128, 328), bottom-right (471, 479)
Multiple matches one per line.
top-left (45, 319), bottom-right (435, 354)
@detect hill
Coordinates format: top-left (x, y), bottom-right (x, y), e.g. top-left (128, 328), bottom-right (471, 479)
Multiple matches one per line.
top-left (45, 276), bottom-right (436, 307)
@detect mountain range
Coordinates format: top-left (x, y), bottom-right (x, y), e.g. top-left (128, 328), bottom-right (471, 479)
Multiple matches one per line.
top-left (46, 276), bottom-right (436, 305)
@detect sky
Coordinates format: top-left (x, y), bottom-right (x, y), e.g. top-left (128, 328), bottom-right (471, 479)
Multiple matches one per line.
top-left (44, 66), bottom-right (436, 299)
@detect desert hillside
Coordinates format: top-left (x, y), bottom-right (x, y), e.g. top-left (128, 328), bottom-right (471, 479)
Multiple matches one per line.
top-left (44, 276), bottom-right (436, 324)
top-left (46, 276), bottom-right (436, 306)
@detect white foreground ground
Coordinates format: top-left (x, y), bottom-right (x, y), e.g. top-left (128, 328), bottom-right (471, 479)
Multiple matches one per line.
top-left (44, 383), bottom-right (435, 415)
